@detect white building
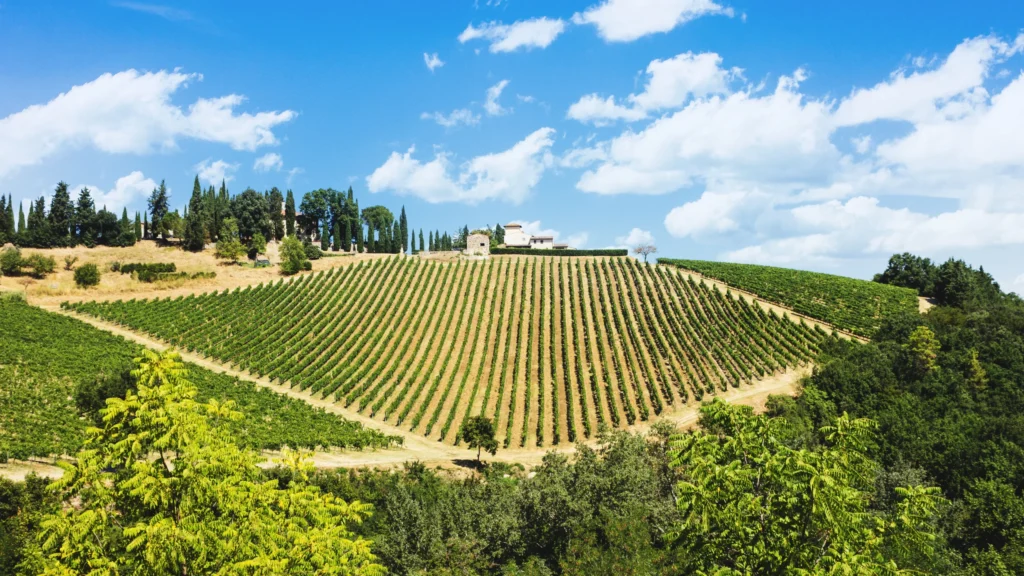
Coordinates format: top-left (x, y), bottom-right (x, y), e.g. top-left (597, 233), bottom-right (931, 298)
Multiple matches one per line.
top-left (529, 235), bottom-right (554, 249)
top-left (503, 223), bottom-right (531, 247)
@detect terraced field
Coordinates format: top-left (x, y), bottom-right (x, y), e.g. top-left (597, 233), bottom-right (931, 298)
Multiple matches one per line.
top-left (65, 256), bottom-right (833, 448)
top-left (660, 259), bottom-right (920, 337)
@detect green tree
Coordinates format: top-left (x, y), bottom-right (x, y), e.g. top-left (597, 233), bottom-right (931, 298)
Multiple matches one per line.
top-left (300, 189), bottom-right (331, 237)
top-left (321, 220), bottom-right (330, 251)
top-left (248, 232), bottom-right (267, 260)
top-left (356, 222), bottom-right (364, 254)
top-left (361, 205), bottom-right (394, 233)
top-left (668, 399), bottom-right (943, 574)
top-left (148, 179), bottom-right (170, 240)
top-left (342, 219), bottom-right (352, 252)
top-left (333, 221), bottom-right (342, 252)
top-left (232, 188), bottom-right (271, 242)
top-left (419, 229), bottom-right (425, 253)
top-left (399, 205), bottom-right (408, 254)
top-left (285, 189), bottom-right (296, 237)
top-left (428, 231), bottom-right (434, 252)
top-left (367, 223), bottom-right (375, 254)
top-left (495, 222), bottom-right (505, 245)
top-left (183, 175), bottom-right (207, 252)
top-left (17, 203), bottom-right (25, 236)
top-left (32, 349), bottom-right (383, 575)
top-left (874, 252), bottom-right (937, 296)
top-left (392, 221), bottom-right (402, 253)
top-left (280, 235), bottom-right (310, 275)
top-left (905, 325), bottom-right (940, 375)
top-left (48, 181), bottom-right (73, 246)
top-left (134, 211), bottom-right (142, 242)
top-left (459, 415), bottom-right (498, 463)
top-left (215, 218), bottom-right (245, 264)
top-left (142, 212), bottom-right (148, 240)
top-left (269, 187), bottom-right (285, 241)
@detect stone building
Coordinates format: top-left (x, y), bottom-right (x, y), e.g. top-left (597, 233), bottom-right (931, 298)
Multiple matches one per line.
top-left (465, 233), bottom-right (490, 257)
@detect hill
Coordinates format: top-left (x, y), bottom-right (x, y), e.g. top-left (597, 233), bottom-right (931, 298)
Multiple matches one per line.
top-left (66, 256), bottom-right (832, 448)
top-left (0, 295), bottom-right (398, 461)
top-left (659, 259), bottom-right (920, 337)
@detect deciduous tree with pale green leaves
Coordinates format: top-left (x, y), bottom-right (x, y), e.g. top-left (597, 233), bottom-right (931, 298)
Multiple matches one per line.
top-left (667, 399), bottom-right (944, 574)
top-left (30, 349), bottom-right (384, 576)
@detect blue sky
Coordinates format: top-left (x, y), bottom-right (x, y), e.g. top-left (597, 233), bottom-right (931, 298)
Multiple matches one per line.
top-left (2, 0), bottom-right (1024, 291)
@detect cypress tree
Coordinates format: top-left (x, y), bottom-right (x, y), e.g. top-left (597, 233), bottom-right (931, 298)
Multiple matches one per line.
top-left (392, 221), bottom-right (401, 253)
top-left (367, 223), bottom-right (375, 253)
top-left (148, 180), bottom-right (170, 239)
top-left (332, 221), bottom-right (341, 252)
top-left (321, 221), bottom-right (330, 251)
top-left (285, 190), bottom-right (296, 237)
top-left (6, 195), bottom-right (14, 239)
top-left (495, 222), bottom-right (505, 245)
top-left (49, 181), bottom-right (73, 246)
top-left (342, 220), bottom-right (351, 251)
top-left (269, 187), bottom-right (285, 241)
top-left (183, 175), bottom-right (206, 252)
top-left (419, 229), bottom-right (425, 253)
top-left (18, 203), bottom-right (25, 234)
top-left (399, 206), bottom-right (408, 253)
top-left (75, 187), bottom-right (96, 244)
top-left (356, 222), bottom-right (364, 253)
top-left (428, 231), bottom-right (434, 252)
top-left (143, 212), bottom-right (149, 240)
top-left (0, 195), bottom-right (6, 244)
top-left (135, 212), bottom-right (142, 241)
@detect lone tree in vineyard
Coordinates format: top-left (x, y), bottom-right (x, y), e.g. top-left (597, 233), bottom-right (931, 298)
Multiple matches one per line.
top-left (633, 244), bottom-right (657, 263)
top-left (459, 415), bottom-right (498, 464)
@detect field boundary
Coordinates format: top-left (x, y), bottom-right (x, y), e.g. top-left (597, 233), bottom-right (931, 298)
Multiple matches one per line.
top-left (659, 264), bottom-right (870, 343)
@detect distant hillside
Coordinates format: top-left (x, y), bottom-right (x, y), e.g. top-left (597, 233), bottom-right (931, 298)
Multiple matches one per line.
top-left (66, 257), bottom-right (832, 448)
top-left (660, 259), bottom-right (919, 337)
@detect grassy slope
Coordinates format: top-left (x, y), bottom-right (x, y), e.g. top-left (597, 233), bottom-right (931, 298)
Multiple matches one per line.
top-left (0, 296), bottom-right (398, 460)
top-left (659, 259), bottom-right (919, 337)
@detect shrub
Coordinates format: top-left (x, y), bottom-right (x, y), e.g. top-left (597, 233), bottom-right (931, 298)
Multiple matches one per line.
top-left (0, 247), bottom-right (22, 276)
top-left (23, 254), bottom-right (56, 278)
top-left (302, 261), bottom-right (313, 271)
top-left (303, 241), bottom-right (323, 260)
top-left (280, 236), bottom-right (309, 275)
top-left (74, 263), bottom-right (101, 288)
top-left (64, 256), bottom-right (79, 271)
top-left (490, 248), bottom-right (629, 256)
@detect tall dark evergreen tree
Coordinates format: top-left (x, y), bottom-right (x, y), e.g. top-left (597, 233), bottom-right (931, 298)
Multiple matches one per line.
top-left (495, 222), bottom-right (505, 245)
top-left (269, 187), bottom-right (285, 241)
top-left (428, 231), bottom-right (434, 252)
top-left (285, 189), bottom-right (296, 237)
top-left (399, 206), bottom-right (408, 254)
top-left (75, 187), bottom-right (96, 245)
top-left (367, 223), bottom-right (376, 253)
top-left (18, 203), bottom-right (25, 234)
top-left (217, 180), bottom-right (231, 235)
top-left (142, 212), bottom-right (149, 239)
top-left (341, 220), bottom-right (351, 252)
top-left (320, 221), bottom-right (329, 251)
top-left (0, 195), bottom-right (6, 244)
top-left (332, 221), bottom-right (341, 252)
top-left (419, 229), bottom-right (425, 253)
top-left (356, 222), bottom-right (364, 253)
top-left (148, 180), bottom-right (170, 240)
top-left (134, 212), bottom-right (142, 241)
top-left (49, 181), bottom-right (73, 246)
top-left (5, 194), bottom-right (14, 240)
top-left (392, 221), bottom-right (401, 253)
top-left (183, 176), bottom-right (206, 252)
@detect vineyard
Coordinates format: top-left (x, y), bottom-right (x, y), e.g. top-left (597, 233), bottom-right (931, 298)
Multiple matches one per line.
top-left (0, 296), bottom-right (399, 461)
top-left (660, 259), bottom-right (920, 337)
top-left (65, 256), bottom-right (834, 449)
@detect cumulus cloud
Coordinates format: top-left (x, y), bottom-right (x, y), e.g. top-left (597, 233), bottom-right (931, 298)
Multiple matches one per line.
top-left (484, 80), bottom-right (511, 116)
top-left (423, 52), bottom-right (445, 72)
top-left (458, 17), bottom-right (566, 53)
top-left (614, 228), bottom-right (655, 247)
top-left (195, 159), bottom-right (238, 186)
top-left (72, 171), bottom-right (159, 212)
top-left (366, 127), bottom-right (556, 204)
top-left (568, 51), bottom-right (740, 124)
top-left (0, 69), bottom-right (295, 179)
top-left (420, 109), bottom-right (481, 128)
top-left (572, 0), bottom-right (733, 42)
top-left (664, 190), bottom-right (772, 237)
top-left (253, 152), bottom-right (283, 172)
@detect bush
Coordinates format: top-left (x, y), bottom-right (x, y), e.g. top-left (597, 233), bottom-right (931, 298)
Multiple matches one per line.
top-left (23, 254), bottom-right (56, 278)
top-left (0, 247), bottom-right (22, 276)
top-left (280, 236), bottom-right (310, 275)
top-left (64, 256), bottom-right (79, 271)
top-left (302, 261), bottom-right (313, 271)
top-left (74, 263), bottom-right (101, 288)
top-left (118, 263), bottom-right (175, 275)
top-left (304, 241), bottom-right (323, 260)
top-left (490, 248), bottom-right (628, 256)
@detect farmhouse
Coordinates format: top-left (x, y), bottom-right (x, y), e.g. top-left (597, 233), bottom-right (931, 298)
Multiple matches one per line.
top-left (503, 223), bottom-right (568, 250)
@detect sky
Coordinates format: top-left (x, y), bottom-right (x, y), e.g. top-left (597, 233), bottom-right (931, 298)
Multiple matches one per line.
top-left (2, 0), bottom-right (1024, 292)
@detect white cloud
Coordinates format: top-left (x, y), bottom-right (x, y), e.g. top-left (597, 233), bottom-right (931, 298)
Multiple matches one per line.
top-left (367, 127), bottom-right (556, 204)
top-left (0, 69), bottom-right (295, 179)
top-left (559, 144), bottom-right (608, 169)
top-left (833, 35), bottom-right (1020, 127)
top-left (572, 0), bottom-right (733, 43)
top-left (195, 159), bottom-right (238, 186)
top-left (517, 94), bottom-right (536, 103)
top-left (420, 109), bottom-right (481, 128)
top-left (459, 17), bottom-right (566, 53)
top-left (253, 152), bottom-right (283, 172)
top-left (851, 135), bottom-right (872, 154)
top-left (664, 190), bottom-right (772, 237)
top-left (568, 51), bottom-right (740, 124)
top-left (565, 232), bottom-right (589, 248)
top-left (286, 167), bottom-right (304, 187)
top-left (424, 52), bottom-right (445, 72)
top-left (72, 171), bottom-right (159, 213)
top-left (484, 80), bottom-right (511, 116)
top-left (615, 228), bottom-right (655, 247)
